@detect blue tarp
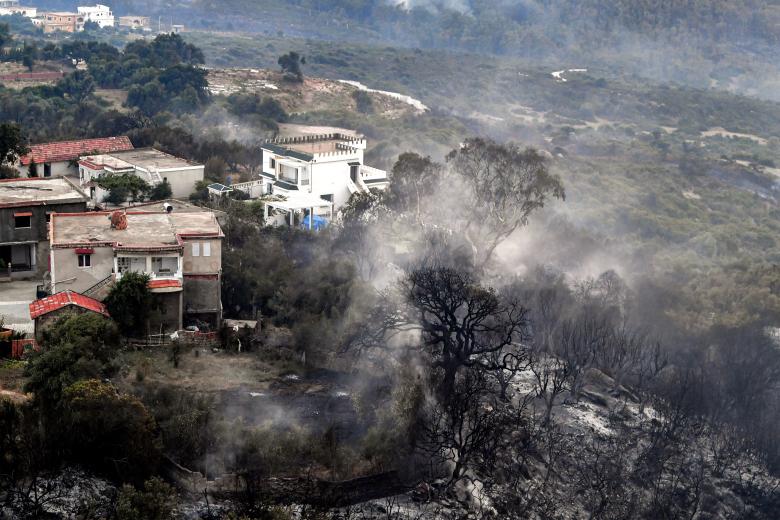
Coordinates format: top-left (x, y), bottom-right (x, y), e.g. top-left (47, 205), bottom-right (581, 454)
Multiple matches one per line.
top-left (301, 215), bottom-right (328, 231)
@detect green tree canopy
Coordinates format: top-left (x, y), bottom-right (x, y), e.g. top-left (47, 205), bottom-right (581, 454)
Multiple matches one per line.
top-left (149, 178), bottom-right (173, 201)
top-left (116, 477), bottom-right (178, 520)
top-left (56, 70), bottom-right (96, 103)
top-left (0, 122), bottom-right (28, 166)
top-left (278, 51), bottom-right (305, 82)
top-left (24, 312), bottom-right (120, 409)
top-left (105, 271), bottom-right (154, 337)
top-left (62, 379), bottom-right (160, 482)
top-left (97, 173), bottom-right (151, 204)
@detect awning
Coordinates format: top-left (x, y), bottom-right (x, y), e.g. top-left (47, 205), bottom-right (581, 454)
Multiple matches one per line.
top-left (265, 192), bottom-right (333, 211)
top-left (75, 248), bottom-right (94, 254)
top-left (13, 211), bottom-right (32, 217)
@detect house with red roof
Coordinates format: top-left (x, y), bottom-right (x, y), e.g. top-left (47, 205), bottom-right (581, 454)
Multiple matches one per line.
top-left (49, 208), bottom-right (224, 332)
top-left (16, 136), bottom-right (134, 179)
top-left (29, 290), bottom-right (109, 341)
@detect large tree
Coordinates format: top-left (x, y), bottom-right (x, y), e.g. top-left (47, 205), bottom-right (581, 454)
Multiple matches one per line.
top-left (56, 70), bottom-right (96, 104)
top-left (277, 51), bottom-right (305, 82)
top-left (359, 266), bottom-right (530, 398)
top-left (0, 122), bottom-right (28, 167)
top-left (444, 138), bottom-right (565, 270)
top-left (385, 152), bottom-right (443, 224)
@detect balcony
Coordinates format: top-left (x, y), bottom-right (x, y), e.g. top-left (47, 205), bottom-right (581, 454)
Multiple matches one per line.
top-left (359, 165), bottom-right (389, 190)
top-left (115, 255), bottom-right (182, 285)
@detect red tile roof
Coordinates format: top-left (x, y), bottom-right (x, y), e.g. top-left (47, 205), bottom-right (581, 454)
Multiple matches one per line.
top-left (29, 290), bottom-right (110, 320)
top-left (20, 136), bottom-right (134, 166)
top-left (147, 279), bottom-right (183, 289)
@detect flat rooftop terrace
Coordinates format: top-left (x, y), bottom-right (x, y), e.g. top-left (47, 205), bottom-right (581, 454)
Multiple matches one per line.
top-left (51, 211), bottom-right (222, 248)
top-left (109, 148), bottom-right (200, 171)
top-left (285, 140), bottom-right (349, 154)
top-left (0, 177), bottom-right (88, 208)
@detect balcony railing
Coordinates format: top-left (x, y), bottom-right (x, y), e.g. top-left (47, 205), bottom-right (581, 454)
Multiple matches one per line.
top-left (359, 165), bottom-right (388, 182)
top-left (116, 269), bottom-right (183, 281)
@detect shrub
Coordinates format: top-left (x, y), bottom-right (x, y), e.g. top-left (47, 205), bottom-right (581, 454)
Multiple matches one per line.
top-left (105, 272), bottom-right (153, 337)
top-left (63, 380), bottom-right (161, 482)
top-left (115, 477), bottom-right (177, 520)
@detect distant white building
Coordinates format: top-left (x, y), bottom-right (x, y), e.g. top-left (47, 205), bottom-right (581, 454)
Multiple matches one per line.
top-left (0, 5), bottom-right (36, 17)
top-left (118, 15), bottom-right (150, 30)
top-left (78, 148), bottom-right (205, 202)
top-left (233, 132), bottom-right (388, 228)
top-left (77, 4), bottom-right (114, 28)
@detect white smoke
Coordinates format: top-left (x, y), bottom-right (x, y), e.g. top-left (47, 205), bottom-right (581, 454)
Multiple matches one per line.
top-left (392, 0), bottom-right (471, 13)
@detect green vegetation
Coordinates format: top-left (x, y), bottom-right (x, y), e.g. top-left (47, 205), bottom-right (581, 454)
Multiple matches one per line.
top-left (149, 178), bottom-right (173, 201)
top-left (277, 50), bottom-right (305, 82)
top-left (105, 272), bottom-right (154, 337)
top-left (97, 172), bottom-right (151, 204)
top-left (0, 33), bottom-right (211, 143)
top-left (115, 477), bottom-right (178, 520)
top-left (1, 16), bottom-right (779, 516)
top-left (0, 121), bottom-right (27, 177)
top-left (62, 379), bottom-right (160, 482)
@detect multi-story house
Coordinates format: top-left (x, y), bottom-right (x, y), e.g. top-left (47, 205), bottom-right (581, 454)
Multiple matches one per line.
top-left (251, 133), bottom-right (389, 226)
top-left (78, 148), bottom-right (205, 202)
top-left (77, 4), bottom-right (114, 28)
top-left (49, 209), bottom-right (223, 332)
top-left (0, 177), bottom-right (90, 278)
top-left (16, 136), bottom-right (134, 178)
top-left (38, 12), bottom-right (85, 33)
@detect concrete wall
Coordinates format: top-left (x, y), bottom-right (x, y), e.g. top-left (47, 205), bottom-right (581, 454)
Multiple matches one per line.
top-left (51, 245), bottom-right (113, 294)
top-left (181, 237), bottom-right (222, 327)
top-left (158, 167), bottom-right (204, 199)
top-left (0, 201), bottom-right (86, 277)
top-left (17, 160), bottom-right (75, 178)
top-left (183, 276), bottom-right (221, 327)
top-left (310, 160), bottom-right (353, 209)
top-left (181, 237), bottom-right (221, 274)
top-left (147, 291), bottom-right (182, 334)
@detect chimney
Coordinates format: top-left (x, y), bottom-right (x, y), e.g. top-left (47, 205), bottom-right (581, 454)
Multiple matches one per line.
top-left (110, 210), bottom-right (127, 230)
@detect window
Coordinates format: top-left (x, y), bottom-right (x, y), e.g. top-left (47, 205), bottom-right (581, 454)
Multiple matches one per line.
top-left (192, 243), bottom-right (200, 257)
top-left (43, 163), bottom-right (51, 177)
top-left (279, 164), bottom-right (298, 183)
top-left (300, 168), bottom-right (310, 186)
top-left (117, 257), bottom-right (130, 273)
top-left (14, 215), bottom-right (31, 228)
top-left (322, 194), bottom-right (333, 202)
top-left (269, 157), bottom-right (276, 169)
top-left (203, 242), bottom-right (211, 257)
top-left (78, 254), bottom-right (91, 268)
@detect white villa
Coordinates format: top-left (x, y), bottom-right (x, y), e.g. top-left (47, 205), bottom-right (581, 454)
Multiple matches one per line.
top-left (77, 4), bottom-right (114, 28)
top-left (232, 133), bottom-right (388, 228)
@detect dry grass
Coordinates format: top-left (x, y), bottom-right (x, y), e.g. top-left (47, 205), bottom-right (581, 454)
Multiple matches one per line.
top-left (207, 68), bottom-right (417, 119)
top-left (116, 346), bottom-right (290, 393)
top-left (0, 359), bottom-right (30, 403)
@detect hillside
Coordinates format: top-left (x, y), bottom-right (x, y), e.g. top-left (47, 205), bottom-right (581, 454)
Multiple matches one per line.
top-left (192, 33), bottom-right (780, 278)
top-left (0, 16), bottom-right (778, 520)
top-left (207, 67), bottom-right (423, 119)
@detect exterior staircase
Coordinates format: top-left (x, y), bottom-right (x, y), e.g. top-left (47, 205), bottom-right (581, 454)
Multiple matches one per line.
top-left (81, 274), bottom-right (114, 301)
